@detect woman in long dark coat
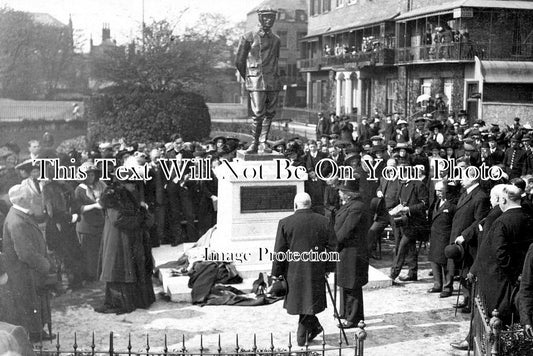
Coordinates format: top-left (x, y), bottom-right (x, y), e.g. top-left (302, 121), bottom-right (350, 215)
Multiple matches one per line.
top-left (94, 180), bottom-right (155, 314)
top-left (74, 162), bottom-right (106, 281)
top-left (1, 184), bottom-right (53, 341)
top-left (334, 178), bottom-right (371, 329)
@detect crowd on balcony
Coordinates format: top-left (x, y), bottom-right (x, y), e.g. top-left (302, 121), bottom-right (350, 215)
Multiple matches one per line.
top-left (323, 35), bottom-right (388, 58)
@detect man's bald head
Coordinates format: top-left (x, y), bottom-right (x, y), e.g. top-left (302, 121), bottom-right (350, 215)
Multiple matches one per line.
top-left (294, 192), bottom-right (312, 210)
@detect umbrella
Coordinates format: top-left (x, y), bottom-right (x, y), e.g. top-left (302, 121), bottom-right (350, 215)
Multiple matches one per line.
top-left (416, 94), bottom-right (431, 103)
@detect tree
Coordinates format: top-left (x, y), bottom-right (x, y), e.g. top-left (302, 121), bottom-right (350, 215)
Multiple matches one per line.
top-left (91, 19), bottom-right (204, 92)
top-left (0, 7), bottom-right (76, 99)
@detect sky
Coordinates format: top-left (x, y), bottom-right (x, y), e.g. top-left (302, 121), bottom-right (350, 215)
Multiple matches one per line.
top-left (1, 0), bottom-right (264, 51)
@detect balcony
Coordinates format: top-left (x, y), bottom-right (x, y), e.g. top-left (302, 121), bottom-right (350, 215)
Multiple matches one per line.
top-left (396, 42), bottom-right (533, 64)
top-left (298, 48), bottom-right (395, 71)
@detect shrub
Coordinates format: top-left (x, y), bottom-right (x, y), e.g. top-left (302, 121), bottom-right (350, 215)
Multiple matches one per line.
top-left (86, 88), bottom-right (210, 144)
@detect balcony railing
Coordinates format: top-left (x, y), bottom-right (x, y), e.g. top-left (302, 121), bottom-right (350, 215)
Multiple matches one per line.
top-left (396, 42), bottom-right (533, 64)
top-left (298, 48), bottom-right (395, 71)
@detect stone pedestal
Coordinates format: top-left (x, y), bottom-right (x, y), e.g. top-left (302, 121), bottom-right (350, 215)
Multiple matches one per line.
top-left (208, 151), bottom-right (307, 277)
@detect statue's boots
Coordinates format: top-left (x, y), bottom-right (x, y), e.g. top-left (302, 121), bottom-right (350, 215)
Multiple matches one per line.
top-left (259, 117), bottom-right (273, 153)
top-left (246, 119), bottom-right (262, 154)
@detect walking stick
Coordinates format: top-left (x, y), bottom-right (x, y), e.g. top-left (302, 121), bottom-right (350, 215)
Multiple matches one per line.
top-left (455, 258), bottom-right (465, 317)
top-left (325, 275), bottom-right (349, 345)
top-left (467, 279), bottom-right (476, 356)
top-left (333, 272), bottom-right (337, 318)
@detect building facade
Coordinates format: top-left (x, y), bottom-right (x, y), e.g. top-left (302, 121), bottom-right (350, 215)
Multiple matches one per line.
top-left (299, 0), bottom-right (533, 123)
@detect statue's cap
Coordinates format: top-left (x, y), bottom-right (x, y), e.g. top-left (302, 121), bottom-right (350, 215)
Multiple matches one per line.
top-left (257, 6), bottom-right (278, 15)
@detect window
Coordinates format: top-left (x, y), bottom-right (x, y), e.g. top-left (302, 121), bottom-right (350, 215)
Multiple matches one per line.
top-left (278, 31), bottom-right (288, 48)
top-left (421, 79), bottom-right (432, 96)
top-left (277, 9), bottom-right (286, 21)
top-left (386, 79), bottom-right (395, 114)
top-left (295, 10), bottom-right (307, 22)
top-left (348, 0), bottom-right (357, 4)
top-left (323, 0), bottom-right (331, 12)
top-left (444, 78), bottom-right (453, 108)
top-left (421, 78), bottom-right (432, 108)
top-left (310, 0), bottom-right (316, 16)
top-left (336, 0), bottom-right (344, 7)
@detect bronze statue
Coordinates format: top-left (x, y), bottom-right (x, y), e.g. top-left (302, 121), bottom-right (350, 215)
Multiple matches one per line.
top-left (235, 6), bottom-right (281, 154)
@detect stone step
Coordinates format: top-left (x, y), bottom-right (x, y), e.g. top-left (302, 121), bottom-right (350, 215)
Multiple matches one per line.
top-left (153, 244), bottom-right (392, 303)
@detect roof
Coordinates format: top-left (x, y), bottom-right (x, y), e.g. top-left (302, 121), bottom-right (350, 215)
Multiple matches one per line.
top-left (302, 10), bottom-right (399, 40)
top-left (29, 12), bottom-right (67, 27)
top-left (396, 0), bottom-right (533, 21)
top-left (248, 0), bottom-right (308, 15)
top-left (480, 60), bottom-right (533, 83)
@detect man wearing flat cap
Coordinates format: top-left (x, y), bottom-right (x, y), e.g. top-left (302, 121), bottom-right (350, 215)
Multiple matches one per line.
top-left (236, 6), bottom-right (281, 154)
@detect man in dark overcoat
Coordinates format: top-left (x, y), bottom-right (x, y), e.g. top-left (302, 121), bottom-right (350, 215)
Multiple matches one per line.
top-left (1, 184), bottom-right (52, 341)
top-left (272, 192), bottom-right (336, 347)
top-left (450, 174), bottom-right (490, 311)
top-left (335, 177), bottom-right (371, 329)
top-left (428, 181), bottom-right (456, 297)
top-left (476, 185), bottom-right (533, 323)
top-left (453, 185), bottom-right (533, 351)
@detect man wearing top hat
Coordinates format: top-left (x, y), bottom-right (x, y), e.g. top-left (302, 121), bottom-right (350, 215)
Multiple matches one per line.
top-left (236, 6), bottom-right (281, 154)
top-left (335, 177), bottom-right (371, 329)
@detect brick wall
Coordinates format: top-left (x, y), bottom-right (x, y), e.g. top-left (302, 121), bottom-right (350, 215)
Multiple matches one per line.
top-left (483, 104), bottom-right (533, 126)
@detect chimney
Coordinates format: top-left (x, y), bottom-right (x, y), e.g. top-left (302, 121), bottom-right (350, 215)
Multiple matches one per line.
top-left (102, 23), bottom-right (111, 41)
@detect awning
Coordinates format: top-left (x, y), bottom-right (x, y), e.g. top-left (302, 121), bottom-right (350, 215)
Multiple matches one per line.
top-left (479, 60), bottom-right (533, 83)
top-left (395, 0), bottom-right (533, 21)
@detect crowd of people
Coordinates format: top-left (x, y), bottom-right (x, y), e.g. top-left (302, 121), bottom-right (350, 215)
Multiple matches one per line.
top-left (2, 109), bottom-right (533, 350)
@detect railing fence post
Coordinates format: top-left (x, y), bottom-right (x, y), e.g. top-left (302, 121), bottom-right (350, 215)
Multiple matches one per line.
top-left (489, 310), bottom-right (502, 356)
top-left (109, 332), bottom-right (114, 356)
top-left (354, 321), bottom-right (367, 356)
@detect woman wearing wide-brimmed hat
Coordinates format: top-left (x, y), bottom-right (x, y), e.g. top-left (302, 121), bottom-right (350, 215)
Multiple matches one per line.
top-left (74, 161), bottom-right (106, 281)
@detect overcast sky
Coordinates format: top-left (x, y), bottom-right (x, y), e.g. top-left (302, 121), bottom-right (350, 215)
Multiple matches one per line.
top-left (1, 0), bottom-right (263, 51)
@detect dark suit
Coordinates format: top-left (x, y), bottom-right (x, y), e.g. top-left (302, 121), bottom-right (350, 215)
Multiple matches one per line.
top-left (477, 208), bottom-right (533, 324)
top-left (272, 208), bottom-right (336, 346)
top-left (366, 177), bottom-right (400, 254)
top-left (519, 242), bottom-right (533, 327)
top-left (303, 151), bottom-right (328, 214)
top-left (428, 199), bottom-right (456, 291)
top-left (390, 179), bottom-right (428, 278)
top-left (447, 185), bottom-right (490, 298)
top-left (334, 196), bottom-right (371, 325)
top-left (145, 162), bottom-right (167, 246)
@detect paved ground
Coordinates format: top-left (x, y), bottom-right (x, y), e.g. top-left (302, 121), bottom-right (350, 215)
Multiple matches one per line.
top-left (41, 239), bottom-right (471, 356)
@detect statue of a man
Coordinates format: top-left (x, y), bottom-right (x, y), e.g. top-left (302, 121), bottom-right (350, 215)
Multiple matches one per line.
top-left (235, 6), bottom-right (281, 154)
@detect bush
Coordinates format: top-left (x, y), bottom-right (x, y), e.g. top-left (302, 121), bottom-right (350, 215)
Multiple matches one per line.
top-left (85, 88), bottom-right (211, 144)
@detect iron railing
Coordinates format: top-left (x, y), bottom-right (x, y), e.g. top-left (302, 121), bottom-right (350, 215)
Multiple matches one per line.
top-left (472, 286), bottom-right (533, 356)
top-left (396, 42), bottom-right (533, 64)
top-left (472, 294), bottom-right (502, 356)
top-left (34, 322), bottom-right (367, 356)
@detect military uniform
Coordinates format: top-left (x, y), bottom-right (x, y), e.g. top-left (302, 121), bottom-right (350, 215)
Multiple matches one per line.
top-left (235, 7), bottom-right (281, 152)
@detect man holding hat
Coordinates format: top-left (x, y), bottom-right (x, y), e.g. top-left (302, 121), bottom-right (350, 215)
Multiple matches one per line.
top-left (236, 6), bottom-right (281, 154)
